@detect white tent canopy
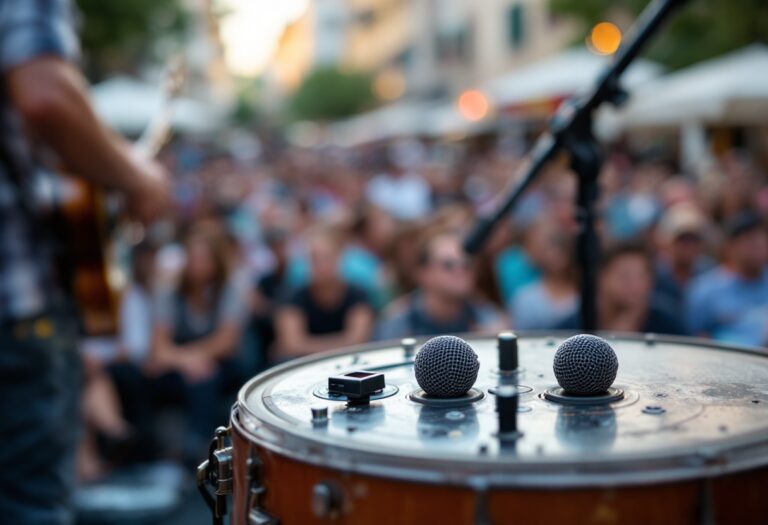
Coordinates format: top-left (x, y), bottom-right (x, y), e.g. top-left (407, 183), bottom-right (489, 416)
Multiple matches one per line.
top-left (607, 44), bottom-right (768, 128)
top-left (328, 101), bottom-right (450, 146)
top-left (91, 76), bottom-right (222, 135)
top-left (484, 48), bottom-right (663, 109)
top-left (329, 48), bottom-right (663, 146)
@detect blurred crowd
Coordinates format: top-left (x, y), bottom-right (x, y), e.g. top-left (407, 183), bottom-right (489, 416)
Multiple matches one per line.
top-left (78, 134), bottom-right (768, 483)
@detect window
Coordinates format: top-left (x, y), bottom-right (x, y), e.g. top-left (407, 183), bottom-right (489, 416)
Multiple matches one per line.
top-left (436, 25), bottom-right (471, 62)
top-left (507, 4), bottom-right (525, 50)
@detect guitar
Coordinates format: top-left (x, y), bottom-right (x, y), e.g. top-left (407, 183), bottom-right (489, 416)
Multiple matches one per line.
top-left (53, 59), bottom-right (184, 336)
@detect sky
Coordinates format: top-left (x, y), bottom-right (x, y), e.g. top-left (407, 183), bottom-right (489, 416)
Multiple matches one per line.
top-left (218, 0), bottom-right (310, 77)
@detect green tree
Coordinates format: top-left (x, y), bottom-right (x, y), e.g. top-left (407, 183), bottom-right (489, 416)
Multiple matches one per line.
top-left (77, 0), bottom-right (188, 80)
top-left (550, 0), bottom-right (768, 69)
top-left (289, 67), bottom-right (375, 121)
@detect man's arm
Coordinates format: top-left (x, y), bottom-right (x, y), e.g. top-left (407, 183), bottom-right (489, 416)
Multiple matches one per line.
top-left (5, 57), bottom-right (168, 220)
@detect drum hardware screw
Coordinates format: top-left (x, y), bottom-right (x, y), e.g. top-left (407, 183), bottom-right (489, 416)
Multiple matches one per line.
top-left (312, 481), bottom-right (342, 519)
top-left (655, 392), bottom-right (668, 398)
top-left (644, 333), bottom-right (657, 346)
top-left (752, 399), bottom-right (760, 404)
top-left (497, 331), bottom-right (519, 374)
top-left (643, 405), bottom-right (666, 415)
top-left (538, 373), bottom-right (545, 379)
top-left (346, 426), bottom-right (357, 433)
top-left (401, 337), bottom-right (417, 359)
top-left (311, 406), bottom-right (329, 425)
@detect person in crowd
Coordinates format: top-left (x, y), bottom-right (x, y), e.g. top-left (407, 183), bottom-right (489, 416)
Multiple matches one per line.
top-left (149, 223), bottom-right (246, 449)
top-left (653, 204), bottom-right (713, 310)
top-left (248, 228), bottom-right (290, 369)
top-left (365, 140), bottom-right (432, 221)
top-left (118, 241), bottom-right (157, 363)
top-left (389, 222), bottom-right (425, 294)
top-left (377, 232), bottom-right (506, 339)
top-left (686, 211), bottom-right (768, 346)
top-left (77, 242), bottom-right (159, 477)
top-left (559, 243), bottom-right (686, 334)
top-left (510, 219), bottom-right (578, 330)
top-left (274, 227), bottom-right (374, 360)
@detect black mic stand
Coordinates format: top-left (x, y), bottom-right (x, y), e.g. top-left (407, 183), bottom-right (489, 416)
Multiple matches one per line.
top-left (463, 0), bottom-right (690, 331)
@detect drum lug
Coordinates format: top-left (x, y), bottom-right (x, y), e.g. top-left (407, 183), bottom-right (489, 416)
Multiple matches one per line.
top-left (246, 452), bottom-right (280, 525)
top-left (197, 426), bottom-right (234, 525)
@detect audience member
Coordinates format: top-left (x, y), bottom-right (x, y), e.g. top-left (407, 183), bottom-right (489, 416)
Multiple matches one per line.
top-left (686, 212), bottom-right (768, 346)
top-left (559, 243), bottom-right (686, 334)
top-left (149, 223), bottom-right (246, 449)
top-left (510, 220), bottom-right (578, 330)
top-left (366, 141), bottom-right (432, 221)
top-left (274, 228), bottom-right (374, 360)
top-left (653, 204), bottom-right (713, 310)
top-left (249, 229), bottom-right (290, 353)
top-left (118, 241), bottom-right (157, 363)
top-left (377, 232), bottom-right (506, 339)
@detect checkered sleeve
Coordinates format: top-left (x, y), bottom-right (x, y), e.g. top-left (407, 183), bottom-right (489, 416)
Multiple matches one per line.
top-left (0, 0), bottom-right (80, 72)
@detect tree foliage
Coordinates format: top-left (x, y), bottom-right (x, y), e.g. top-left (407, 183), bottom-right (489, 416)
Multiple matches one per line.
top-left (550, 0), bottom-right (768, 69)
top-left (76, 0), bottom-right (188, 80)
top-left (288, 67), bottom-right (375, 121)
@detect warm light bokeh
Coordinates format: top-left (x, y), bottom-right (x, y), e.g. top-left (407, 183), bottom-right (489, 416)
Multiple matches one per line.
top-left (589, 22), bottom-right (622, 55)
top-left (457, 90), bottom-right (489, 121)
top-left (219, 0), bottom-right (310, 77)
top-left (373, 69), bottom-right (406, 101)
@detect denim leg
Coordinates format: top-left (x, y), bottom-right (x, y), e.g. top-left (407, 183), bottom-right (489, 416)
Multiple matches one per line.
top-left (0, 314), bottom-right (81, 525)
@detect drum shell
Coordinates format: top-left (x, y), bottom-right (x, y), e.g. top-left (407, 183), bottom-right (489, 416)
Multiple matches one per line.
top-left (230, 408), bottom-right (768, 525)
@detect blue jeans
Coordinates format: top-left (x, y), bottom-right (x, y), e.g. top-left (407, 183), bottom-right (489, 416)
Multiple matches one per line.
top-left (0, 310), bottom-right (81, 525)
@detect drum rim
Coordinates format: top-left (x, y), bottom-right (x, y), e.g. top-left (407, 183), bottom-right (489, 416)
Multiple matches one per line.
top-left (235, 332), bottom-right (768, 487)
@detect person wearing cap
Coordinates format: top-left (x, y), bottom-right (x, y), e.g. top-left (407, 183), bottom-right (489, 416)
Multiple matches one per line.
top-left (654, 204), bottom-right (714, 310)
top-left (686, 211), bottom-right (768, 347)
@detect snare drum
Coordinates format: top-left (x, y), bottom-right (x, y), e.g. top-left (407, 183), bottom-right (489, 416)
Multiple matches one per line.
top-left (198, 334), bottom-right (768, 524)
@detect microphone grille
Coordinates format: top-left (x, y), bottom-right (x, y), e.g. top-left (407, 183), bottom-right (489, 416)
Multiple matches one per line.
top-left (553, 334), bottom-right (618, 395)
top-left (414, 335), bottom-right (480, 398)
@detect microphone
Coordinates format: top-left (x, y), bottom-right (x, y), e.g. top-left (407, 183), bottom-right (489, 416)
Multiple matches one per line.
top-left (553, 334), bottom-right (618, 396)
top-left (414, 335), bottom-right (480, 398)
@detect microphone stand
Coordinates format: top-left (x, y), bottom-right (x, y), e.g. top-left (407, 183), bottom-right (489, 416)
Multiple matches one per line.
top-left (463, 0), bottom-right (690, 331)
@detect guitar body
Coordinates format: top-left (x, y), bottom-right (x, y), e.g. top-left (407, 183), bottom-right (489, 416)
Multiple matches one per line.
top-left (55, 172), bottom-right (118, 336)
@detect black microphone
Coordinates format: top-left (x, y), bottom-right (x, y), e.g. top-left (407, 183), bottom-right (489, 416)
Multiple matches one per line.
top-left (414, 335), bottom-right (480, 398)
top-left (553, 334), bottom-right (618, 396)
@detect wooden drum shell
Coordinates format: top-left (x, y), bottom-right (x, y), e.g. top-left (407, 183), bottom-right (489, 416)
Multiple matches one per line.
top-left (230, 410), bottom-right (768, 525)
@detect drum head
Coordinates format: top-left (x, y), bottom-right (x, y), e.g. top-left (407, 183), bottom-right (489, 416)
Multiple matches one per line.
top-left (236, 334), bottom-right (768, 487)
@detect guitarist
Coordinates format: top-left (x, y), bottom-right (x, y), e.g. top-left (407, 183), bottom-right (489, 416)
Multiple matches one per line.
top-left (0, 1), bottom-right (171, 523)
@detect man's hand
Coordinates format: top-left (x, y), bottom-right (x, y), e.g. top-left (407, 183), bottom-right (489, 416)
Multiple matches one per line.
top-left (124, 153), bottom-right (172, 224)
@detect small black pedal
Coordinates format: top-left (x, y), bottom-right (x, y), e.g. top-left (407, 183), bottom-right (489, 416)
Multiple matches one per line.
top-left (328, 371), bottom-right (385, 405)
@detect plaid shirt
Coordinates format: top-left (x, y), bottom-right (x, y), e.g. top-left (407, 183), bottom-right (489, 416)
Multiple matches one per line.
top-left (0, 0), bottom-right (79, 320)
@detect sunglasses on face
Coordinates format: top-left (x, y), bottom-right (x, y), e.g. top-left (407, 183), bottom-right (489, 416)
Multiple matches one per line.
top-left (433, 258), bottom-right (471, 272)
